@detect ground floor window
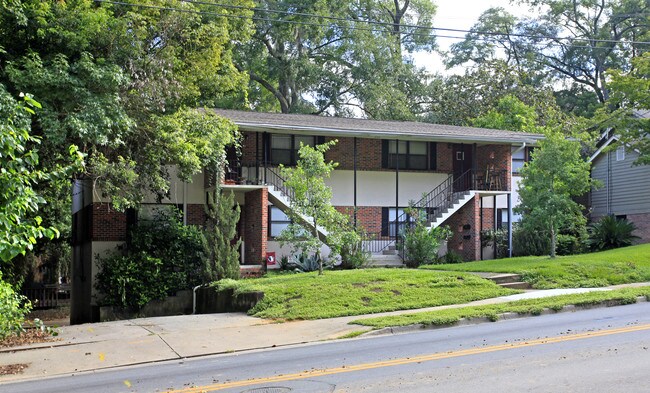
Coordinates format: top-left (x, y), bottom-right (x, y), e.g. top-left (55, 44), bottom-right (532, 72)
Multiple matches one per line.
top-left (269, 205), bottom-right (291, 238)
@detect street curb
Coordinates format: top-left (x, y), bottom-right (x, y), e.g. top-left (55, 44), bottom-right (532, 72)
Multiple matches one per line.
top-left (360, 295), bottom-right (648, 337)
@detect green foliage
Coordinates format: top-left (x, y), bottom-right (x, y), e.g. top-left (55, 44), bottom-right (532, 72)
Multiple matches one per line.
top-left (284, 253), bottom-right (323, 273)
top-left (338, 230), bottom-right (370, 270)
top-left (440, 250), bottom-right (464, 264)
top-left (95, 252), bottom-right (167, 310)
top-left (0, 89), bottom-right (83, 263)
top-left (0, 272), bottom-right (31, 339)
top-left (204, 189), bottom-right (242, 281)
top-left (96, 208), bottom-right (209, 309)
top-left (516, 131), bottom-right (594, 258)
top-left (400, 207), bottom-right (451, 268)
top-left (234, 0), bottom-right (437, 117)
top-left (352, 286), bottom-right (650, 329)
top-left (587, 216), bottom-right (640, 251)
top-left (556, 234), bottom-right (585, 256)
top-left (596, 52), bottom-right (650, 165)
top-left (279, 140), bottom-right (350, 274)
top-left (512, 225), bottom-right (551, 257)
top-left (430, 243), bottom-right (650, 289)
top-left (214, 269), bottom-right (515, 320)
top-left (471, 95), bottom-right (540, 132)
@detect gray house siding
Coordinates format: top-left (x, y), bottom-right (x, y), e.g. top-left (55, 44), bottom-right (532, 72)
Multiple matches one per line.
top-left (591, 149), bottom-right (650, 217)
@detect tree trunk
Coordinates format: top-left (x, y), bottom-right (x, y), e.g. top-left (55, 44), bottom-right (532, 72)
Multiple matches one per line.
top-left (314, 216), bottom-right (323, 275)
top-left (549, 219), bottom-right (556, 259)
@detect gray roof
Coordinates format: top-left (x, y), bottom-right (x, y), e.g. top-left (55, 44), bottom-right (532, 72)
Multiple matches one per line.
top-left (211, 109), bottom-right (544, 145)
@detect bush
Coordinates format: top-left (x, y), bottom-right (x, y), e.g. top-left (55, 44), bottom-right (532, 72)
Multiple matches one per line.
top-left (556, 234), bottom-right (585, 256)
top-left (400, 207), bottom-right (451, 268)
top-left (339, 230), bottom-right (370, 269)
top-left (0, 272), bottom-right (31, 339)
top-left (440, 250), bottom-right (464, 264)
top-left (480, 229), bottom-right (509, 259)
top-left (587, 215), bottom-right (640, 251)
top-left (513, 225), bottom-right (550, 256)
top-left (95, 252), bottom-right (168, 310)
top-left (96, 207), bottom-right (209, 309)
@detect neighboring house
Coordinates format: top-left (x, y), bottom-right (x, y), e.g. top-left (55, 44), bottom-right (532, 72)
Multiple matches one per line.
top-left (589, 133), bottom-right (650, 243)
top-left (71, 110), bottom-right (543, 323)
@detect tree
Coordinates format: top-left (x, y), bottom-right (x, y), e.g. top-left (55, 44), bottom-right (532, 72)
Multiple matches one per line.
top-left (595, 52), bottom-right (650, 165)
top-left (279, 140), bottom-right (348, 275)
top-left (233, 0), bottom-right (436, 118)
top-left (446, 1), bottom-right (650, 108)
top-left (516, 131), bottom-right (594, 258)
top-left (204, 189), bottom-right (242, 281)
top-left (0, 89), bottom-right (82, 264)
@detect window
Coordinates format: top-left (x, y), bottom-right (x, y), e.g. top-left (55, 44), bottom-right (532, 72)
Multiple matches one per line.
top-left (512, 146), bottom-right (534, 174)
top-left (269, 134), bottom-right (319, 166)
top-left (616, 146), bottom-right (625, 161)
top-left (382, 141), bottom-right (436, 170)
top-left (269, 206), bottom-right (291, 238)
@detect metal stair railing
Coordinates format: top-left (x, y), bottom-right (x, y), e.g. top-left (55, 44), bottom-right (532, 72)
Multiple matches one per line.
top-left (363, 170), bottom-right (477, 254)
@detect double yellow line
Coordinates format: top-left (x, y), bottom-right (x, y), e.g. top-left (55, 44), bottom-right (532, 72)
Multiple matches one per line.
top-left (169, 322), bottom-right (650, 393)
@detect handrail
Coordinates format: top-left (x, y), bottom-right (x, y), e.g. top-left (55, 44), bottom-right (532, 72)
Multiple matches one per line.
top-left (263, 166), bottom-right (295, 202)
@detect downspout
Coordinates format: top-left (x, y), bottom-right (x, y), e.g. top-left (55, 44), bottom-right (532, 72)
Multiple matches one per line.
top-left (183, 181), bottom-right (188, 226)
top-left (606, 150), bottom-right (611, 215)
top-left (395, 139), bottom-right (399, 239)
top-left (353, 137), bottom-right (358, 228)
top-left (507, 193), bottom-right (513, 258)
top-left (192, 284), bottom-right (205, 314)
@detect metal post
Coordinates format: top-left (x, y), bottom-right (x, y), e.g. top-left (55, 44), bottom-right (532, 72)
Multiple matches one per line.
top-left (507, 193), bottom-right (513, 258)
top-left (493, 195), bottom-right (497, 257)
top-left (479, 196), bottom-right (483, 260)
top-left (353, 137), bottom-right (358, 228)
top-left (255, 132), bottom-right (259, 184)
top-left (395, 139), bottom-right (399, 239)
top-left (263, 132), bottom-right (268, 184)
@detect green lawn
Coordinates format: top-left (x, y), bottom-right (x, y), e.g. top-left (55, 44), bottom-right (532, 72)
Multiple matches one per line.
top-left (424, 243), bottom-right (650, 289)
top-left (214, 269), bottom-right (517, 320)
top-left (352, 286), bottom-right (650, 328)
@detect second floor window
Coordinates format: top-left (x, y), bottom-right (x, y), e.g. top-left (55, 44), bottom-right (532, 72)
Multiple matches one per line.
top-left (269, 134), bottom-right (321, 166)
top-left (382, 140), bottom-right (436, 170)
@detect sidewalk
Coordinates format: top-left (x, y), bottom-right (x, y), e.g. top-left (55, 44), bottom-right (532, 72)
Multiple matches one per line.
top-left (2, 281), bottom-right (649, 383)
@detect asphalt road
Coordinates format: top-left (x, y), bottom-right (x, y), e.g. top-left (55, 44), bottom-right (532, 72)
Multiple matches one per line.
top-left (5, 302), bottom-right (650, 393)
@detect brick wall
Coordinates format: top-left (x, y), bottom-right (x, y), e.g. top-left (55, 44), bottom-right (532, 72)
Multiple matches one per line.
top-left (244, 188), bottom-right (268, 265)
top-left (476, 144), bottom-right (512, 191)
top-left (481, 207), bottom-right (496, 231)
top-left (241, 131), bottom-right (262, 165)
top-left (626, 213), bottom-right (650, 244)
top-left (91, 204), bottom-right (127, 242)
top-left (334, 206), bottom-right (383, 234)
top-left (445, 195), bottom-right (481, 261)
top-left (437, 143), bottom-right (454, 173)
top-left (186, 204), bottom-right (206, 226)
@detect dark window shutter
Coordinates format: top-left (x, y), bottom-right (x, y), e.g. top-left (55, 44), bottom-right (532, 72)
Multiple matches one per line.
top-left (381, 140), bottom-right (389, 168)
top-left (381, 207), bottom-right (389, 236)
top-left (429, 142), bottom-right (437, 170)
top-left (317, 136), bottom-right (326, 145)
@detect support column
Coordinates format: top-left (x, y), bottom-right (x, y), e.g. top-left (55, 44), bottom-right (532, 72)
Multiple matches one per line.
top-left (395, 139), bottom-right (399, 238)
top-left (507, 193), bottom-right (513, 258)
top-left (244, 188), bottom-right (268, 265)
top-left (353, 137), bottom-right (358, 228)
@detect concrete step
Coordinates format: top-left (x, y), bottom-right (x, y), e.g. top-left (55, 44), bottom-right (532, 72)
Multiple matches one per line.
top-left (382, 249), bottom-right (398, 255)
top-left (368, 254), bottom-right (404, 268)
top-left (499, 281), bottom-right (532, 290)
top-left (387, 245), bottom-right (397, 251)
top-left (486, 273), bottom-right (523, 284)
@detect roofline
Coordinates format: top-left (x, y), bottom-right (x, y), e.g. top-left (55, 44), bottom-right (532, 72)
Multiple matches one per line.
top-left (235, 122), bottom-right (544, 146)
top-left (589, 134), bottom-right (618, 162)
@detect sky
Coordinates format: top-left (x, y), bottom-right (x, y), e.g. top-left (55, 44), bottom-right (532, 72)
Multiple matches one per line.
top-left (413, 0), bottom-right (531, 74)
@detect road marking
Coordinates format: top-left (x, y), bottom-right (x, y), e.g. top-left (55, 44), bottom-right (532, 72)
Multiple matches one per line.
top-left (168, 323), bottom-right (650, 393)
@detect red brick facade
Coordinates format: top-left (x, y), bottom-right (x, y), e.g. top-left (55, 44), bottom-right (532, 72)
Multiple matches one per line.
top-left (91, 204), bottom-right (127, 242)
top-left (445, 195), bottom-right (481, 261)
top-left (244, 188), bottom-right (268, 265)
top-left (334, 206), bottom-right (383, 234)
top-left (186, 204), bottom-right (206, 226)
top-left (437, 143), bottom-right (454, 173)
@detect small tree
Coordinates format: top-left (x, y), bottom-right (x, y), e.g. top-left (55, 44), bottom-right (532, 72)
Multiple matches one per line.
top-left (204, 189), bottom-right (242, 281)
top-left (279, 140), bottom-right (349, 275)
top-left (516, 131), bottom-right (594, 258)
top-left (400, 206), bottom-right (451, 268)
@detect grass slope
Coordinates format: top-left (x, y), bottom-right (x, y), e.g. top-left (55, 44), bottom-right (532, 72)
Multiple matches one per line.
top-left (215, 269), bottom-right (517, 320)
top-left (424, 243), bottom-right (650, 289)
top-left (352, 286), bottom-right (650, 328)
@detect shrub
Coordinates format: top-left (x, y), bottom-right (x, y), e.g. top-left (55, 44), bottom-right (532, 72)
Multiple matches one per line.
top-left (204, 189), bottom-right (241, 281)
top-left (95, 252), bottom-right (168, 310)
top-left (513, 225), bottom-right (550, 256)
top-left (0, 272), bottom-right (31, 339)
top-left (96, 207), bottom-right (209, 309)
top-left (284, 253), bottom-right (324, 272)
top-left (440, 250), bottom-right (464, 264)
top-left (480, 229), bottom-right (509, 259)
top-left (587, 215), bottom-right (640, 251)
top-left (400, 207), bottom-right (451, 268)
top-left (339, 230), bottom-right (370, 269)
top-left (556, 234), bottom-right (585, 256)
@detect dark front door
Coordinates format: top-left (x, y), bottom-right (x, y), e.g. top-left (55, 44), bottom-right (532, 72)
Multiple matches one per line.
top-left (452, 144), bottom-right (473, 191)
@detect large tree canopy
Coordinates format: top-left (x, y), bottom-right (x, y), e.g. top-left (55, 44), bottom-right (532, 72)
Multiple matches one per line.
top-left (232, 0), bottom-right (437, 118)
top-left (1, 0), bottom-right (252, 210)
top-left (446, 0), bottom-right (650, 110)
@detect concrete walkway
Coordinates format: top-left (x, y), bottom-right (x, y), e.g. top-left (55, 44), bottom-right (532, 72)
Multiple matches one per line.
top-left (2, 281), bottom-right (649, 383)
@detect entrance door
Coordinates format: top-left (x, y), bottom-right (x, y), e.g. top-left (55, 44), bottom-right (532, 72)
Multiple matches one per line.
top-left (452, 144), bottom-right (473, 191)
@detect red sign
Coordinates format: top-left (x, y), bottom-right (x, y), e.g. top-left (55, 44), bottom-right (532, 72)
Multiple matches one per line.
top-left (266, 252), bottom-right (276, 266)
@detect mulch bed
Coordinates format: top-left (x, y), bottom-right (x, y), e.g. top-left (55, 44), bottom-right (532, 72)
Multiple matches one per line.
top-left (0, 329), bottom-right (57, 349)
